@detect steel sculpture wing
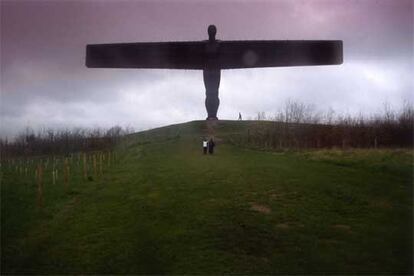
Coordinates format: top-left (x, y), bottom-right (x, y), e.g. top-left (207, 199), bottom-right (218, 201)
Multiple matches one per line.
top-left (217, 40), bottom-right (343, 69)
top-left (86, 41), bottom-right (206, 69)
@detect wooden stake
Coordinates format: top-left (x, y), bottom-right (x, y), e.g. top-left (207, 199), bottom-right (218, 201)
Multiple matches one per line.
top-left (93, 154), bottom-right (97, 178)
top-left (99, 152), bottom-right (103, 177)
top-left (64, 158), bottom-right (69, 191)
top-left (83, 153), bottom-right (87, 181)
top-left (37, 164), bottom-right (44, 208)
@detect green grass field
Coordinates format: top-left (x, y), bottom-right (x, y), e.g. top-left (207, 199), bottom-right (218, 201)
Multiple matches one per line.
top-left (1, 121), bottom-right (413, 274)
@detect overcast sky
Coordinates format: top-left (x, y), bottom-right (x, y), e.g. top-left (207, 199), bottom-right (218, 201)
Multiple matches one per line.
top-left (1, 0), bottom-right (413, 139)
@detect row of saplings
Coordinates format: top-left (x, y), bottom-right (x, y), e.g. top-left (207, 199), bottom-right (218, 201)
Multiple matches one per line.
top-left (1, 151), bottom-right (117, 208)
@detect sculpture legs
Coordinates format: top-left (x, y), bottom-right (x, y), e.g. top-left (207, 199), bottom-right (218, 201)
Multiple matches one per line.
top-left (203, 69), bottom-right (221, 120)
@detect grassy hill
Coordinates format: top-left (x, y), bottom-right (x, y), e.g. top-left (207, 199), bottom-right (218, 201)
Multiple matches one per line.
top-left (2, 120), bottom-right (413, 274)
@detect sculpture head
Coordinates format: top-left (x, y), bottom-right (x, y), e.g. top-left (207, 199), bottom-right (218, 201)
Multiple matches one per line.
top-left (208, 25), bottom-right (217, 41)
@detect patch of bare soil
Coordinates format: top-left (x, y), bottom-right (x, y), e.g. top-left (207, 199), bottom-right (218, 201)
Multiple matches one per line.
top-left (275, 222), bottom-right (304, 230)
top-left (270, 192), bottom-right (282, 199)
top-left (332, 224), bottom-right (352, 233)
top-left (250, 203), bottom-right (271, 214)
top-left (370, 199), bottom-right (392, 209)
top-left (275, 223), bottom-right (290, 229)
top-left (319, 238), bottom-right (340, 245)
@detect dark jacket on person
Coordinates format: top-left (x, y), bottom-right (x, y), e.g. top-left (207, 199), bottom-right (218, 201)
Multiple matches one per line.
top-left (208, 139), bottom-right (215, 154)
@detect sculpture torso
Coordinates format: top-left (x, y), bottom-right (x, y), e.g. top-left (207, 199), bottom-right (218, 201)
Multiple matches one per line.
top-left (201, 25), bottom-right (221, 120)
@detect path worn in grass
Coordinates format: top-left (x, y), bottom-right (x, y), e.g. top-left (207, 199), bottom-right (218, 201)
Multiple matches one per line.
top-left (1, 121), bottom-right (413, 274)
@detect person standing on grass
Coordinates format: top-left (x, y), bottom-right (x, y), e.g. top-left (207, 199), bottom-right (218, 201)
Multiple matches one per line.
top-left (202, 138), bottom-right (208, 154)
top-left (208, 138), bottom-right (215, 154)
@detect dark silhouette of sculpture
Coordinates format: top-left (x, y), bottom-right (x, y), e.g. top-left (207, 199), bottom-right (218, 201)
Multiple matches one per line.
top-left (86, 25), bottom-right (342, 120)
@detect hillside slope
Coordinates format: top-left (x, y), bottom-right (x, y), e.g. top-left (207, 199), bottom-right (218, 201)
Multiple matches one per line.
top-left (2, 120), bottom-right (413, 274)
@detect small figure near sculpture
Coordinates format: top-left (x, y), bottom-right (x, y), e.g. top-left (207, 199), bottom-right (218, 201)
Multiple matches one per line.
top-left (202, 138), bottom-right (208, 154)
top-left (238, 112), bottom-right (242, 120)
top-left (202, 137), bottom-right (216, 155)
top-left (208, 138), bottom-right (215, 154)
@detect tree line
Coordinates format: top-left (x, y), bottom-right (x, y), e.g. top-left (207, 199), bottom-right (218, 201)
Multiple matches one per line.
top-left (229, 100), bottom-right (413, 149)
top-left (0, 126), bottom-right (134, 160)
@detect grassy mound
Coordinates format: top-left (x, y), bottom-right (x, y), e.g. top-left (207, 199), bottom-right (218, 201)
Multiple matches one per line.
top-left (2, 120), bottom-right (412, 274)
